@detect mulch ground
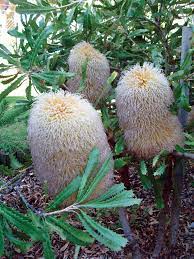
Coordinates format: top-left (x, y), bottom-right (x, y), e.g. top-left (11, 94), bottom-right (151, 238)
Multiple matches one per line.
top-left (0, 161), bottom-right (193, 259)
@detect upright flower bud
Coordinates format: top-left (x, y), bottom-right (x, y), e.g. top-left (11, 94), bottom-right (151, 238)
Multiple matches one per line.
top-left (116, 63), bottom-right (184, 159)
top-left (67, 41), bottom-right (110, 104)
top-left (28, 91), bottom-right (113, 200)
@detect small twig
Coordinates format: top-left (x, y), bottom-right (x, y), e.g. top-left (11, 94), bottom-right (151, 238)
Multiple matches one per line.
top-left (119, 208), bottom-right (141, 259)
top-left (173, 151), bottom-right (194, 160)
top-left (0, 168), bottom-right (29, 193)
top-left (42, 204), bottom-right (79, 217)
top-left (15, 185), bottom-right (43, 215)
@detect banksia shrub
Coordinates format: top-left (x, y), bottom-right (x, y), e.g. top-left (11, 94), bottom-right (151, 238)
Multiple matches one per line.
top-left (66, 41), bottom-right (110, 104)
top-left (116, 63), bottom-right (184, 159)
top-left (28, 91), bottom-right (113, 200)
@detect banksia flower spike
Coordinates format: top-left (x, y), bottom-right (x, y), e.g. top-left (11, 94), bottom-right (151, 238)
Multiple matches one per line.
top-left (28, 91), bottom-right (113, 201)
top-left (66, 41), bottom-right (110, 104)
top-left (116, 63), bottom-right (184, 159)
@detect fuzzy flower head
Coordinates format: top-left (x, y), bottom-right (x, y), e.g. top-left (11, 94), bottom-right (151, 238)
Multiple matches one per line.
top-left (28, 91), bottom-right (113, 201)
top-left (67, 41), bottom-right (110, 104)
top-left (116, 63), bottom-right (184, 159)
top-left (123, 63), bottom-right (169, 89)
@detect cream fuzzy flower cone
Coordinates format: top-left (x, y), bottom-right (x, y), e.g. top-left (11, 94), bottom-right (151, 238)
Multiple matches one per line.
top-left (28, 91), bottom-right (113, 201)
top-left (116, 63), bottom-right (184, 159)
top-left (66, 41), bottom-right (110, 104)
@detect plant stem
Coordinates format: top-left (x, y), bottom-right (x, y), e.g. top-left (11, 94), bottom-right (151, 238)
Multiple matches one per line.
top-left (170, 158), bottom-right (184, 248)
top-left (170, 26), bottom-right (192, 248)
top-left (119, 208), bottom-right (141, 259)
top-left (152, 157), bottom-right (173, 257)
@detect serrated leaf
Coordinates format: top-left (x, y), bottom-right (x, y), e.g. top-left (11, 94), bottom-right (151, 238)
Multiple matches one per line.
top-left (5, 232), bottom-right (32, 253)
top-left (78, 210), bottom-right (127, 251)
top-left (1, 74), bottom-right (18, 85)
top-left (140, 160), bottom-right (147, 175)
top-left (0, 75), bottom-right (26, 102)
top-left (30, 26), bottom-right (53, 67)
top-left (8, 28), bottom-right (25, 39)
top-left (114, 158), bottom-right (127, 169)
top-left (78, 58), bottom-right (89, 93)
top-left (77, 154), bottom-right (112, 203)
top-left (46, 217), bottom-right (94, 246)
top-left (138, 162), bottom-right (152, 189)
top-left (46, 176), bottom-right (81, 211)
top-left (77, 147), bottom-right (100, 201)
top-left (82, 194), bottom-right (141, 208)
top-left (115, 136), bottom-right (125, 155)
top-left (9, 154), bottom-right (23, 170)
top-left (0, 203), bottom-right (43, 241)
top-left (0, 50), bottom-right (18, 66)
top-left (152, 150), bottom-right (168, 168)
top-left (153, 164), bottom-right (166, 176)
top-left (175, 144), bottom-right (185, 153)
top-left (41, 221), bottom-right (55, 259)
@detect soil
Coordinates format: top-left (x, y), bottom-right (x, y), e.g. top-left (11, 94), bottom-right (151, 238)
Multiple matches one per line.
top-left (0, 161), bottom-right (193, 259)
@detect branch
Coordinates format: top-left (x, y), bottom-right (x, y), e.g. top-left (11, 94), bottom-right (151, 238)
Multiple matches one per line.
top-left (170, 159), bottom-right (184, 248)
top-left (15, 185), bottom-right (43, 215)
top-left (119, 208), bottom-right (141, 259)
top-left (173, 151), bottom-right (194, 160)
top-left (152, 160), bottom-right (172, 258)
top-left (170, 26), bottom-right (192, 248)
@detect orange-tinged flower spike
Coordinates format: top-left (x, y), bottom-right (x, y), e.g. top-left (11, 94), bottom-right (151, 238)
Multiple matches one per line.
top-left (116, 63), bottom-right (184, 159)
top-left (28, 91), bottom-right (113, 201)
top-left (67, 41), bottom-right (110, 104)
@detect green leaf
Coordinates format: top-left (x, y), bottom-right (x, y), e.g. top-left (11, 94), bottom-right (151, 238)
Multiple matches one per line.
top-left (5, 232), bottom-right (32, 253)
top-left (46, 217), bottom-right (94, 246)
top-left (0, 203), bottom-right (43, 241)
top-left (9, 154), bottom-right (23, 170)
top-left (139, 161), bottom-right (152, 189)
top-left (77, 154), bottom-right (112, 203)
top-left (8, 28), bottom-right (25, 39)
top-left (0, 45), bottom-right (18, 65)
top-left (41, 221), bottom-right (55, 259)
top-left (114, 158), bottom-right (127, 169)
top-left (78, 58), bottom-right (89, 93)
top-left (26, 80), bottom-right (32, 101)
top-left (82, 191), bottom-right (141, 208)
top-left (140, 160), bottom-right (147, 175)
top-left (32, 71), bottom-right (74, 85)
top-left (77, 147), bottom-right (100, 201)
top-left (153, 164), bottom-right (166, 176)
top-left (175, 144), bottom-right (185, 153)
top-left (46, 176), bottom-right (81, 211)
top-left (66, 6), bottom-right (76, 25)
top-left (78, 210), bottom-right (127, 251)
top-left (152, 150), bottom-right (168, 168)
top-left (115, 135), bottom-right (125, 155)
top-left (1, 74), bottom-right (18, 85)
top-left (30, 26), bottom-right (53, 67)
top-left (13, 1), bottom-right (56, 14)
top-left (0, 75), bottom-right (26, 102)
